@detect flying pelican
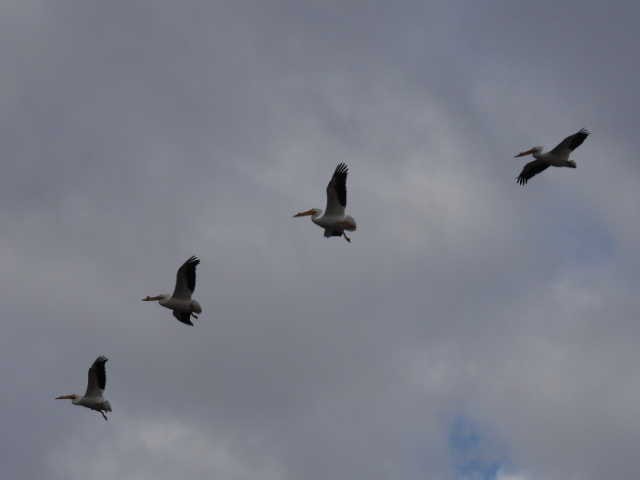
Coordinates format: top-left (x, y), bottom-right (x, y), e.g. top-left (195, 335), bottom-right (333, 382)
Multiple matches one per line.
top-left (515, 129), bottom-right (590, 185)
top-left (56, 356), bottom-right (112, 421)
top-left (294, 163), bottom-right (357, 242)
top-left (142, 256), bottom-right (202, 326)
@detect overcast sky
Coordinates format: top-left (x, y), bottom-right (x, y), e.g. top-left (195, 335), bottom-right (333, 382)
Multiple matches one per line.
top-left (2, 1), bottom-right (640, 479)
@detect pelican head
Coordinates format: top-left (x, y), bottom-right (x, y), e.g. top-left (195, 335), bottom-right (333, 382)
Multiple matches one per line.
top-left (293, 208), bottom-right (321, 219)
top-left (514, 146), bottom-right (543, 157)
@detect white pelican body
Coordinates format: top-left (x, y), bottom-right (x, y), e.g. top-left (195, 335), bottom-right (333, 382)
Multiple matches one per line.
top-left (56, 356), bottom-right (112, 421)
top-left (515, 129), bottom-right (590, 185)
top-left (294, 163), bottom-right (357, 242)
top-left (143, 256), bottom-right (202, 326)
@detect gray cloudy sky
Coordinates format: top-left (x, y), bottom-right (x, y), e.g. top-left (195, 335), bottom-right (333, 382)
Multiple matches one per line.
top-left (2, 1), bottom-right (640, 479)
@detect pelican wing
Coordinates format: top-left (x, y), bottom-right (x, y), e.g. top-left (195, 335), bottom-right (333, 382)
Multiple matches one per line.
top-left (516, 159), bottom-right (550, 185)
top-left (173, 310), bottom-right (194, 326)
top-left (324, 163), bottom-right (348, 216)
top-left (549, 129), bottom-right (590, 156)
top-left (85, 356), bottom-right (108, 398)
top-left (172, 256), bottom-right (200, 299)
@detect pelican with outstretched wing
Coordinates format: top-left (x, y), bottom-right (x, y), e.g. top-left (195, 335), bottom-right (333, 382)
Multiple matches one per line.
top-left (142, 256), bottom-right (202, 326)
top-left (56, 356), bottom-right (112, 421)
top-left (515, 129), bottom-right (590, 185)
top-left (294, 163), bottom-right (357, 242)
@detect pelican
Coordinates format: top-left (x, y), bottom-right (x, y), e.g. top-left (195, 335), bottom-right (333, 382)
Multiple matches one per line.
top-left (515, 129), bottom-right (590, 185)
top-left (56, 356), bottom-right (112, 421)
top-left (142, 256), bottom-right (202, 326)
top-left (294, 163), bottom-right (357, 242)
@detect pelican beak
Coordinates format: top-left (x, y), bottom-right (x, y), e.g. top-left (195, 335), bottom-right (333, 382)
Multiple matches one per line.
top-left (55, 394), bottom-right (74, 400)
top-left (515, 148), bottom-right (536, 158)
top-left (293, 209), bottom-right (315, 218)
top-left (142, 296), bottom-right (151, 301)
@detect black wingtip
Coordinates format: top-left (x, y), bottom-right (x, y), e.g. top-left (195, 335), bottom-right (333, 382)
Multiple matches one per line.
top-left (185, 256), bottom-right (200, 266)
top-left (173, 310), bottom-right (195, 326)
top-left (334, 163), bottom-right (348, 175)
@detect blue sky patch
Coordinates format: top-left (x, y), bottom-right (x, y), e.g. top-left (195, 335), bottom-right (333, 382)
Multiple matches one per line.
top-left (449, 415), bottom-right (510, 480)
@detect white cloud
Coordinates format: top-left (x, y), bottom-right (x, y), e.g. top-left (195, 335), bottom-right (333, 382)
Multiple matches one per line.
top-left (3, 2), bottom-right (640, 480)
top-left (48, 414), bottom-right (284, 480)
top-left (496, 470), bottom-right (530, 480)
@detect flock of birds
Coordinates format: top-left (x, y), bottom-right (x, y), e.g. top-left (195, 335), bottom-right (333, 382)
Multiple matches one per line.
top-left (55, 128), bottom-right (590, 421)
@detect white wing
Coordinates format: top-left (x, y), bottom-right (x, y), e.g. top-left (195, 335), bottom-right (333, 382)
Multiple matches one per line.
top-left (172, 256), bottom-right (200, 300)
top-left (84, 356), bottom-right (108, 398)
top-left (324, 163), bottom-right (348, 217)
